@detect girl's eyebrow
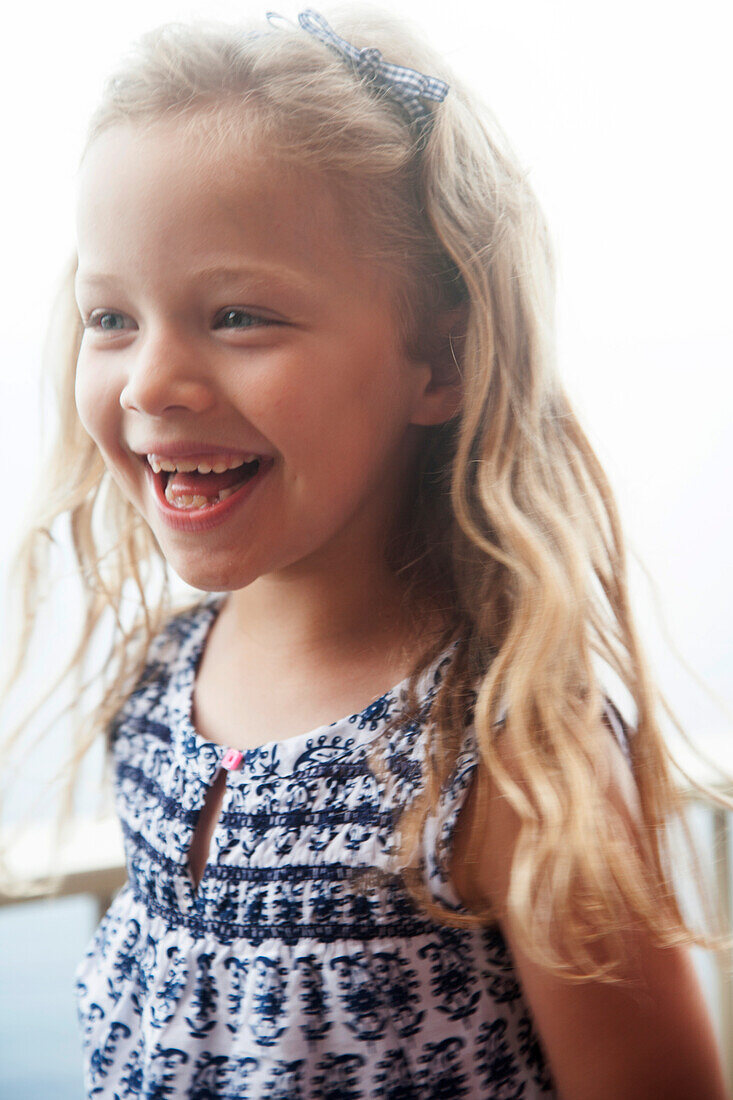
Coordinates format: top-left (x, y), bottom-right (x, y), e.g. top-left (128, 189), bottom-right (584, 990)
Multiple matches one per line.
top-left (74, 263), bottom-right (318, 296)
top-left (190, 264), bottom-right (318, 294)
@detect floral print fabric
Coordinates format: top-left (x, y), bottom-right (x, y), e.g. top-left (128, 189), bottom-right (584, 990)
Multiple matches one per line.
top-left (75, 593), bottom-right (627, 1098)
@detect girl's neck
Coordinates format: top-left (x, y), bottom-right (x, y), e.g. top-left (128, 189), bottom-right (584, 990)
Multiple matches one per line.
top-left (191, 568), bottom-right (452, 752)
top-left (220, 567), bottom-right (448, 670)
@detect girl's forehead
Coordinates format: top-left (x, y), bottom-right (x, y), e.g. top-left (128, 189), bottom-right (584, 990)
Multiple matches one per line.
top-left (75, 118), bottom-right (397, 307)
top-left (79, 119), bottom-right (327, 215)
top-left (77, 120), bottom-right (351, 262)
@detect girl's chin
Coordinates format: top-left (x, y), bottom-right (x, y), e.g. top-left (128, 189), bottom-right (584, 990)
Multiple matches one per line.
top-left (163, 553), bottom-right (262, 593)
top-left (149, 541), bottom-right (259, 594)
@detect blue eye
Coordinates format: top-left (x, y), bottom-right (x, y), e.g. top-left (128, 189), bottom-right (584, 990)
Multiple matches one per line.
top-left (85, 311), bottom-right (127, 331)
top-left (81, 308), bottom-right (276, 333)
top-left (216, 309), bottom-right (266, 329)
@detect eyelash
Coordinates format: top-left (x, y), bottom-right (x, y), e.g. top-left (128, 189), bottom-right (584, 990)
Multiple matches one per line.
top-left (216, 309), bottom-right (271, 330)
top-left (83, 308), bottom-right (272, 331)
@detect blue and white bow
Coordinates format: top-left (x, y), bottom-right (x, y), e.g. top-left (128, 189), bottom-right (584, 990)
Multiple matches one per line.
top-left (295, 9), bottom-right (449, 136)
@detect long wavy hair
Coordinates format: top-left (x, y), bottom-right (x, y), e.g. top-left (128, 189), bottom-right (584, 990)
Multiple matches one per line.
top-left (1, 3), bottom-right (731, 983)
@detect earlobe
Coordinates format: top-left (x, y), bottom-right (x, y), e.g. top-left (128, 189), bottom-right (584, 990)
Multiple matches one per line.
top-left (410, 377), bottom-right (462, 426)
top-left (410, 303), bottom-right (467, 427)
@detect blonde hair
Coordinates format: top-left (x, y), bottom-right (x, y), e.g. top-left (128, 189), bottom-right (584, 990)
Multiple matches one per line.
top-left (1, 3), bottom-right (731, 986)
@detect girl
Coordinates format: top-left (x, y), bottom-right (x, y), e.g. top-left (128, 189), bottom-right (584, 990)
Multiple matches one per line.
top-left (1, 5), bottom-right (731, 1098)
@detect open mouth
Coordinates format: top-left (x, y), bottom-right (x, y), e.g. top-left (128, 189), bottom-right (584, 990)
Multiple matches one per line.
top-left (142, 454), bottom-right (275, 529)
top-left (156, 457), bottom-right (264, 510)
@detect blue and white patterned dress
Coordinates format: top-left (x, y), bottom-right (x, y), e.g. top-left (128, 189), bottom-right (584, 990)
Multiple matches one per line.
top-left (74, 593), bottom-right (632, 1098)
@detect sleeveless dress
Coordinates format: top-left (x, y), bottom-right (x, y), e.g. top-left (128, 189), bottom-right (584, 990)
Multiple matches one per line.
top-left (74, 593), bottom-right (632, 1099)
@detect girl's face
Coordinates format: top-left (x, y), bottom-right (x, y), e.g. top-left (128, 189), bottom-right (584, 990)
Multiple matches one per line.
top-left (74, 118), bottom-right (455, 593)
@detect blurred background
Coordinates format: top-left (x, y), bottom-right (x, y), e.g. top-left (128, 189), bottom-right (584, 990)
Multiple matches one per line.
top-left (0, 0), bottom-right (731, 1095)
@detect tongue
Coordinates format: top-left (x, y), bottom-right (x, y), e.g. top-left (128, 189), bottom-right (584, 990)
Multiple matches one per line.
top-left (167, 465), bottom-right (255, 496)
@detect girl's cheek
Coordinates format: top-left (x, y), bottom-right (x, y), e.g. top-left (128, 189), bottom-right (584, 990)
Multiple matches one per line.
top-left (74, 359), bottom-right (118, 444)
top-left (74, 359), bottom-right (99, 438)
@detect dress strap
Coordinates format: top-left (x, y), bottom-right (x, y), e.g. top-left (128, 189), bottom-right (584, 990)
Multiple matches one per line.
top-left (421, 693), bottom-right (634, 910)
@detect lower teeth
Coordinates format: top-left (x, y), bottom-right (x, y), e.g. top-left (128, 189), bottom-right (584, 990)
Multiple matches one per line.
top-left (164, 483), bottom-right (242, 510)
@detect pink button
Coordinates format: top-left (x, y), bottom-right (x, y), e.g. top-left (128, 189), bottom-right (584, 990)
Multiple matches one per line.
top-left (221, 748), bottom-right (244, 771)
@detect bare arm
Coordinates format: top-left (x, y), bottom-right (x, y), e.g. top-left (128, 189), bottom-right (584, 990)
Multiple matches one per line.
top-left (450, 725), bottom-right (730, 1100)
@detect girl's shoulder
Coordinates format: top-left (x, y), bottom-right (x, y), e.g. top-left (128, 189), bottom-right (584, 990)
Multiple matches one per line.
top-left (449, 703), bottom-right (728, 1100)
top-left (433, 693), bottom-right (636, 907)
top-left (110, 593), bottom-right (223, 736)
top-left (432, 691), bottom-right (634, 833)
top-left (140, 592), bottom-right (224, 673)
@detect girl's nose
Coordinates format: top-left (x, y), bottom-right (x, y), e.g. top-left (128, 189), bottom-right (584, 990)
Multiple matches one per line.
top-left (119, 327), bottom-right (215, 416)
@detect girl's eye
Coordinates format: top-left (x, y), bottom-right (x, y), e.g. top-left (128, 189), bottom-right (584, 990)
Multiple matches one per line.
top-left (81, 308), bottom-right (277, 332)
top-left (85, 310), bottom-right (128, 331)
top-left (215, 308), bottom-right (272, 330)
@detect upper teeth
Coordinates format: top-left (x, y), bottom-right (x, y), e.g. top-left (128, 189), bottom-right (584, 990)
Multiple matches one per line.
top-left (147, 453), bottom-right (260, 474)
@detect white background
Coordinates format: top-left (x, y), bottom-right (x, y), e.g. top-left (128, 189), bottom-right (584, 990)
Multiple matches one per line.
top-left (0, 0), bottom-right (731, 796)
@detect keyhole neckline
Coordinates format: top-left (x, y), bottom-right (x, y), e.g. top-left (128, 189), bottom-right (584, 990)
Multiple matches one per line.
top-left (168, 592), bottom-right (460, 786)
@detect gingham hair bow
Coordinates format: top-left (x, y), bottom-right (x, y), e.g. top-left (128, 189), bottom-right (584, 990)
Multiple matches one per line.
top-left (296, 9), bottom-right (449, 136)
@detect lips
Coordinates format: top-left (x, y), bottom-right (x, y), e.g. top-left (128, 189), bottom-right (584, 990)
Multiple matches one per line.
top-left (145, 455), bottom-right (274, 532)
top-left (134, 441), bottom-right (269, 461)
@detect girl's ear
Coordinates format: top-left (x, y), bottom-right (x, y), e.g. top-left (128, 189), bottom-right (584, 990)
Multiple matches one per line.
top-left (410, 302), bottom-right (468, 427)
